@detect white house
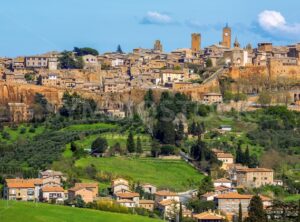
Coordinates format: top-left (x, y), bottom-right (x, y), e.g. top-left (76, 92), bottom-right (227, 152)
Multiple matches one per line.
top-left (41, 186), bottom-right (65, 203)
top-left (142, 183), bottom-right (157, 194)
top-left (111, 178), bottom-right (130, 194)
top-left (213, 178), bottom-right (232, 188)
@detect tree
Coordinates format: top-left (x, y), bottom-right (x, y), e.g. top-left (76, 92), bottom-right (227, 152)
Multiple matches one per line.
top-left (151, 140), bottom-right (160, 157)
top-left (248, 154), bottom-right (259, 168)
top-left (176, 121), bottom-right (184, 141)
top-left (116, 44), bottom-right (123, 54)
top-left (187, 199), bottom-right (215, 214)
top-left (75, 195), bottom-right (85, 208)
top-left (73, 47), bottom-right (99, 56)
top-left (206, 58), bottom-right (213, 68)
top-left (136, 136), bottom-right (143, 154)
top-left (126, 131), bottom-right (135, 153)
top-left (245, 195), bottom-right (267, 222)
top-left (179, 202), bottom-right (183, 222)
top-left (258, 91), bottom-right (271, 106)
top-left (91, 137), bottom-right (108, 155)
top-left (244, 146), bottom-right (250, 166)
top-left (70, 142), bottom-right (77, 153)
top-left (58, 51), bottom-right (83, 69)
top-left (297, 199), bottom-right (300, 222)
top-left (144, 89), bottom-right (154, 108)
top-left (236, 143), bottom-right (243, 164)
top-left (197, 176), bottom-right (214, 198)
top-left (238, 202), bottom-right (243, 222)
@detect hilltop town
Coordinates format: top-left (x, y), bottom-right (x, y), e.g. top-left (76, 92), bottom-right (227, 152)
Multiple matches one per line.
top-left (0, 25), bottom-right (300, 222)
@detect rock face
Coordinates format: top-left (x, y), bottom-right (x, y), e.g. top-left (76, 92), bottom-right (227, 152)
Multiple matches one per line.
top-left (0, 81), bottom-right (64, 107)
top-left (0, 81), bottom-right (149, 111)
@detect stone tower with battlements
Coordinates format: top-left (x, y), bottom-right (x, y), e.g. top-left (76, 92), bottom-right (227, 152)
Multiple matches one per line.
top-left (191, 33), bottom-right (201, 52)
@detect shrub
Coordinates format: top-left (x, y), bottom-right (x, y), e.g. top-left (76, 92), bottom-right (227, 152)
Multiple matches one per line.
top-left (20, 127), bottom-right (26, 134)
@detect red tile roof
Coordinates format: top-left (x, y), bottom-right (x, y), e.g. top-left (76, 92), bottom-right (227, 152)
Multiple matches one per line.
top-left (42, 186), bottom-right (64, 192)
top-left (155, 190), bottom-right (178, 196)
top-left (115, 192), bottom-right (140, 198)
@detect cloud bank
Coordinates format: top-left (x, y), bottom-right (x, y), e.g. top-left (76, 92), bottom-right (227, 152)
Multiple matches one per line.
top-left (258, 10), bottom-right (300, 40)
top-left (140, 11), bottom-right (175, 25)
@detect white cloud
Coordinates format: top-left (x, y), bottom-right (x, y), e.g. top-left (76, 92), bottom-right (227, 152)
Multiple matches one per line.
top-left (141, 11), bottom-right (174, 25)
top-left (258, 10), bottom-right (300, 39)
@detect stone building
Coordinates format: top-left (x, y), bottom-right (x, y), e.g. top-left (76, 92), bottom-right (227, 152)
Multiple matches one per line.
top-left (8, 103), bottom-right (33, 123)
top-left (154, 40), bottom-right (163, 52)
top-left (223, 38), bottom-right (249, 67)
top-left (191, 33), bottom-right (201, 52)
top-left (236, 168), bottom-right (274, 188)
top-left (221, 24), bottom-right (231, 49)
top-left (217, 192), bottom-right (271, 218)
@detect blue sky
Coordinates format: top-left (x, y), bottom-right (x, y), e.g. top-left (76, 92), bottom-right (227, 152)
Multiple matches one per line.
top-left (1, 0), bottom-right (300, 57)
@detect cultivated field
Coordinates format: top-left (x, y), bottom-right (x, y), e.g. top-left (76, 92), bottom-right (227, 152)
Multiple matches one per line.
top-left (0, 200), bottom-right (161, 222)
top-left (76, 157), bottom-right (204, 191)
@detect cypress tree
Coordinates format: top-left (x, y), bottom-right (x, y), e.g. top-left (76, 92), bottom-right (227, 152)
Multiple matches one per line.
top-left (236, 144), bottom-right (243, 164)
top-left (136, 136), bottom-right (143, 154)
top-left (179, 202), bottom-right (183, 222)
top-left (190, 121), bottom-right (196, 135)
top-left (176, 121), bottom-right (184, 141)
top-left (144, 89), bottom-right (154, 108)
top-left (126, 131), bottom-right (135, 153)
top-left (162, 121), bottom-right (175, 144)
top-left (247, 195), bottom-right (267, 222)
top-left (244, 146), bottom-right (250, 166)
top-left (238, 202), bottom-right (243, 222)
top-left (297, 199), bottom-right (300, 222)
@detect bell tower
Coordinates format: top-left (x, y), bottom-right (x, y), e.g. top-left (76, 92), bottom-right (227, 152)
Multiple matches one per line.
top-left (222, 24), bottom-right (231, 49)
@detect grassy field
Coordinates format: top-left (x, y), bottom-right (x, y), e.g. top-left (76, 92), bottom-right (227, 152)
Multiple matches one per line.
top-left (60, 123), bottom-right (117, 132)
top-left (0, 125), bottom-right (45, 144)
top-left (0, 200), bottom-right (161, 222)
top-left (63, 132), bottom-right (152, 157)
top-left (284, 194), bottom-right (300, 202)
top-left (76, 157), bottom-right (204, 191)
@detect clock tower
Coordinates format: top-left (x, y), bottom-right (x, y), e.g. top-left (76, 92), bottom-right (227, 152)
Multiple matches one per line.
top-left (222, 24), bottom-right (231, 49)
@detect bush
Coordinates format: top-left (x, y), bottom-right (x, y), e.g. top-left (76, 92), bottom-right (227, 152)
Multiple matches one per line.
top-left (20, 127), bottom-right (26, 134)
top-left (29, 127), bottom-right (36, 133)
top-left (91, 137), bottom-right (108, 154)
top-left (160, 145), bottom-right (176, 155)
top-left (2, 131), bottom-right (10, 140)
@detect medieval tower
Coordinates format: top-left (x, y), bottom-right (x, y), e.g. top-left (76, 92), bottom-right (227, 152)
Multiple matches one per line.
top-left (222, 24), bottom-right (231, 49)
top-left (191, 33), bottom-right (201, 52)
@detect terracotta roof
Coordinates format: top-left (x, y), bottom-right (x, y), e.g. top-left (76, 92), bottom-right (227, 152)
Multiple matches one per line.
top-left (193, 211), bottom-right (225, 220)
top-left (236, 168), bottom-right (273, 173)
top-left (115, 192), bottom-right (140, 198)
top-left (6, 178), bottom-right (43, 188)
top-left (42, 186), bottom-right (64, 192)
top-left (217, 192), bottom-right (252, 199)
top-left (74, 183), bottom-right (98, 188)
top-left (215, 186), bottom-right (232, 192)
top-left (217, 153), bottom-right (234, 158)
top-left (158, 199), bottom-right (178, 206)
top-left (155, 190), bottom-right (178, 196)
top-left (139, 199), bottom-right (155, 204)
top-left (214, 178), bottom-right (232, 183)
top-left (7, 182), bottom-right (35, 188)
top-left (217, 192), bottom-right (271, 201)
top-left (68, 187), bottom-right (93, 192)
top-left (117, 199), bottom-right (135, 203)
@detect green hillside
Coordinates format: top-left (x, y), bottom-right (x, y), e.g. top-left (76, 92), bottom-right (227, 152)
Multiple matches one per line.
top-left (76, 157), bottom-right (204, 191)
top-left (0, 200), bottom-right (161, 222)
